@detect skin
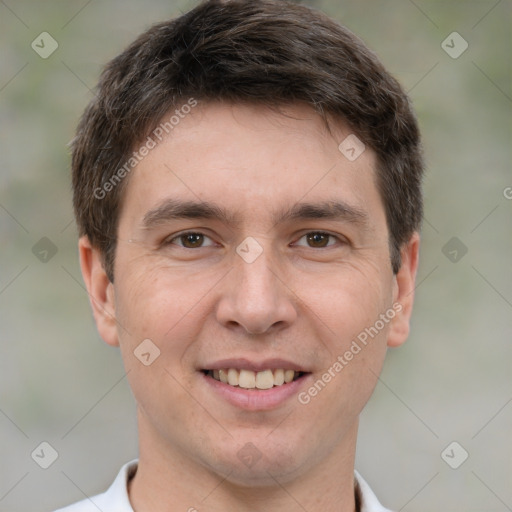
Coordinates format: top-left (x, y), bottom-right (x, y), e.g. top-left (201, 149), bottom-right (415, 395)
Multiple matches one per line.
top-left (79, 102), bottom-right (419, 512)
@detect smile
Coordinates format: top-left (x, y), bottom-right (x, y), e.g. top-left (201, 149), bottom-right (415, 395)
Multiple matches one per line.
top-left (204, 368), bottom-right (305, 389)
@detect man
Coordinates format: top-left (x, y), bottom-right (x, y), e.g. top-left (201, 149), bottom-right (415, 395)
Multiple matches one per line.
top-left (58, 0), bottom-right (423, 510)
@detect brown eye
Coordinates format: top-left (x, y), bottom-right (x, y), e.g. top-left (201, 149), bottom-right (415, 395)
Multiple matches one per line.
top-left (166, 232), bottom-right (215, 249)
top-left (305, 232), bottom-right (332, 248)
top-left (180, 233), bottom-right (204, 248)
top-left (294, 231), bottom-right (339, 249)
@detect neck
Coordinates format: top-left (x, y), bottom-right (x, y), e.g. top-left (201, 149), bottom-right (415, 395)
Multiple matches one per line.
top-left (129, 409), bottom-right (359, 512)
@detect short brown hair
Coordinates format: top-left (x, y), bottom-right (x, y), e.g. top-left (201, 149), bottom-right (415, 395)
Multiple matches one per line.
top-left (72, 0), bottom-right (423, 281)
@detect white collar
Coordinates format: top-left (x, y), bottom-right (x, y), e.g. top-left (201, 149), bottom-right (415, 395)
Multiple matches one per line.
top-left (55, 460), bottom-right (394, 512)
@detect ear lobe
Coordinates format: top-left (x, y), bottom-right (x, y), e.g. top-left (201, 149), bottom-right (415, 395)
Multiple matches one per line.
top-left (78, 236), bottom-right (119, 347)
top-left (387, 232), bottom-right (420, 348)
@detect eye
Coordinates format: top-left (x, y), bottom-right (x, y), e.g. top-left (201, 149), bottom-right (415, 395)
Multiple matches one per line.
top-left (166, 231), bottom-right (216, 249)
top-left (294, 231), bottom-right (340, 248)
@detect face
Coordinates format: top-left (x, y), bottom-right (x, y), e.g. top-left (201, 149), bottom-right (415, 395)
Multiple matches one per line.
top-left (81, 102), bottom-right (418, 486)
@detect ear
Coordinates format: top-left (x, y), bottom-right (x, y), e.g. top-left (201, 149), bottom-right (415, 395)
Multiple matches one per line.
top-left (78, 236), bottom-right (119, 347)
top-left (387, 232), bottom-right (420, 348)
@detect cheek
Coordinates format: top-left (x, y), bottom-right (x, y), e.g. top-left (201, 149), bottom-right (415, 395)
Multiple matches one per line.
top-left (112, 256), bottom-right (225, 393)
top-left (299, 262), bottom-right (393, 399)
top-left (112, 263), bottom-right (206, 428)
top-left (303, 262), bottom-right (394, 340)
top-left (114, 257), bottom-right (208, 340)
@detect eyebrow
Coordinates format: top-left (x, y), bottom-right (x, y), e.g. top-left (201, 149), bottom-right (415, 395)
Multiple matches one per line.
top-left (141, 198), bottom-right (370, 230)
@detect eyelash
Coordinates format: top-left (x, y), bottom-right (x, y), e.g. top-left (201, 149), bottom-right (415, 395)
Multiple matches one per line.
top-left (165, 231), bottom-right (345, 249)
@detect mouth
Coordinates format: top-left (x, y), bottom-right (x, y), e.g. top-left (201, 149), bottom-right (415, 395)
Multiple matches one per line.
top-left (202, 368), bottom-right (307, 390)
top-left (199, 358), bottom-right (312, 410)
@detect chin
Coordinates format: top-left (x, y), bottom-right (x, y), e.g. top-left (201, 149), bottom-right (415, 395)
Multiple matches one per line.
top-left (202, 436), bottom-right (306, 487)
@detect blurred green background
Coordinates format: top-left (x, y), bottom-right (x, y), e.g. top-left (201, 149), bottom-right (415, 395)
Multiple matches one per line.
top-left (1, 1), bottom-right (511, 511)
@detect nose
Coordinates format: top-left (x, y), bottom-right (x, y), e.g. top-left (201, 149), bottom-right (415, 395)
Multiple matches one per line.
top-left (215, 243), bottom-right (298, 335)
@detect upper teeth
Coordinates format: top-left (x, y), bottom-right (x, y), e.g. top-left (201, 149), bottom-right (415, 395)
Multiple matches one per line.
top-left (209, 368), bottom-right (298, 389)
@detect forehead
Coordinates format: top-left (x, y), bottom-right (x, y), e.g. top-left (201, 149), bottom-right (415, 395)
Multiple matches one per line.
top-left (119, 101), bottom-right (386, 230)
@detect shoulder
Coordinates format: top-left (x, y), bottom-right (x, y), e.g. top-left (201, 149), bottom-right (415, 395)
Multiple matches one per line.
top-left (54, 499), bottom-right (100, 512)
top-left (355, 470), bottom-right (395, 512)
top-left (53, 460), bottom-right (138, 512)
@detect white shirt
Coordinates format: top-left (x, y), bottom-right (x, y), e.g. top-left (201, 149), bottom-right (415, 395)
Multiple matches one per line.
top-left (54, 460), bottom-right (394, 512)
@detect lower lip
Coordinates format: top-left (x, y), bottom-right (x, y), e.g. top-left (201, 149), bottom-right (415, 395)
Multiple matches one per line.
top-left (202, 372), bottom-right (310, 411)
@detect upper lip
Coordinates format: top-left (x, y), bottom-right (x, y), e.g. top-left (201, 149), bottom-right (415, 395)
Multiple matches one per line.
top-left (200, 358), bottom-right (310, 373)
